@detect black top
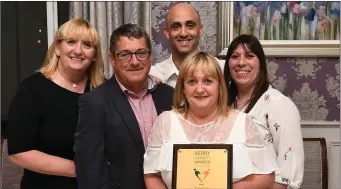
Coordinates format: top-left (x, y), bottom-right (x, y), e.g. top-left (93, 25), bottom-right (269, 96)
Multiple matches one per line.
top-left (6, 72), bottom-right (90, 189)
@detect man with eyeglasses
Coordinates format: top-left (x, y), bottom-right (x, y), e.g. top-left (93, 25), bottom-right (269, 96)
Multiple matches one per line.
top-left (74, 23), bottom-right (174, 189)
top-left (149, 2), bottom-right (225, 88)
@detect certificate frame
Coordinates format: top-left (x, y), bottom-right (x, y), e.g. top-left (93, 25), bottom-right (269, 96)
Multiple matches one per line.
top-left (172, 144), bottom-right (233, 189)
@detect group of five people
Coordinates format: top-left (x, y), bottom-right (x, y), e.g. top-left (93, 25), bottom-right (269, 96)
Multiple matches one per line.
top-left (4, 2), bottom-right (304, 189)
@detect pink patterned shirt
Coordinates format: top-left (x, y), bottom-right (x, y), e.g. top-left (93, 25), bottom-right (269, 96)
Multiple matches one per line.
top-left (115, 76), bottom-right (158, 148)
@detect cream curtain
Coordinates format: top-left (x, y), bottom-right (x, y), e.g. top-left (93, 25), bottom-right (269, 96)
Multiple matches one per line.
top-left (70, 2), bottom-right (152, 79)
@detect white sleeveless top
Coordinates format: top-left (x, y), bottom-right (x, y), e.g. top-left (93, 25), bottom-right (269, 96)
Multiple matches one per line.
top-left (144, 110), bottom-right (279, 189)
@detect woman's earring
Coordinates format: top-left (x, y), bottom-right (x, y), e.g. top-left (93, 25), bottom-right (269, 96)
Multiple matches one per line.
top-left (180, 100), bottom-right (185, 106)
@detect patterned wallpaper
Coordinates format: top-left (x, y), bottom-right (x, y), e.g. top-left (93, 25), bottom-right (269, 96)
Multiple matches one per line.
top-left (151, 2), bottom-right (217, 64)
top-left (266, 57), bottom-right (339, 121)
top-left (151, 2), bottom-right (340, 122)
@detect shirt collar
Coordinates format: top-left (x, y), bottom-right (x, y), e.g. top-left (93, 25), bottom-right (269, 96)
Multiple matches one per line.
top-left (164, 49), bottom-right (205, 82)
top-left (164, 54), bottom-right (180, 82)
top-left (115, 75), bottom-right (156, 97)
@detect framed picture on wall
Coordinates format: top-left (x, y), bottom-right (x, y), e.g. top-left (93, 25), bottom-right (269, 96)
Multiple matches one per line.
top-left (217, 1), bottom-right (340, 57)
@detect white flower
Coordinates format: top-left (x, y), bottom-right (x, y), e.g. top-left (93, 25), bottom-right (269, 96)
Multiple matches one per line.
top-left (319, 5), bottom-right (326, 10)
top-left (274, 10), bottom-right (281, 20)
top-left (280, 3), bottom-right (287, 13)
top-left (242, 5), bottom-right (257, 17)
top-left (299, 3), bottom-right (308, 12)
top-left (300, 2), bottom-right (307, 9)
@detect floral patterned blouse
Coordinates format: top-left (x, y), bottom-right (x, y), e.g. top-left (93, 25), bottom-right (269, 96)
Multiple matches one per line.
top-left (241, 86), bottom-right (304, 189)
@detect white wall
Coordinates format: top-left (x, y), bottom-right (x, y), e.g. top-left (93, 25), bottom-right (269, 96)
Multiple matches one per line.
top-left (302, 122), bottom-right (340, 189)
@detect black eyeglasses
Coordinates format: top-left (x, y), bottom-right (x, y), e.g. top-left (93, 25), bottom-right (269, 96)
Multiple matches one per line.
top-left (116, 50), bottom-right (150, 61)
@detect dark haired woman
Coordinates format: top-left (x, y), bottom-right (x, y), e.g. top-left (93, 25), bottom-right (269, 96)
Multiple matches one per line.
top-left (224, 34), bottom-right (304, 189)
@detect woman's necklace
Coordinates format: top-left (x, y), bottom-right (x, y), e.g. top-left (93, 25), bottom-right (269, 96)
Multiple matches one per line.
top-left (64, 78), bottom-right (83, 88)
top-left (72, 83), bottom-right (78, 88)
top-left (53, 73), bottom-right (86, 89)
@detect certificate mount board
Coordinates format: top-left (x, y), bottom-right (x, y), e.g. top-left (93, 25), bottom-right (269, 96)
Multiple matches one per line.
top-left (172, 144), bottom-right (233, 189)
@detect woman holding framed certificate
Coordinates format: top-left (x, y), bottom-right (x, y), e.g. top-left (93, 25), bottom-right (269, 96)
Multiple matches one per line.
top-left (144, 51), bottom-right (279, 189)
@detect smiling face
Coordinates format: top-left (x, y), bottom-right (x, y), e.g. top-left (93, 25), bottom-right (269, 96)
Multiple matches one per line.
top-left (228, 44), bottom-right (260, 90)
top-left (183, 68), bottom-right (219, 113)
top-left (173, 51), bottom-right (229, 117)
top-left (55, 39), bottom-right (96, 73)
top-left (164, 3), bottom-right (203, 56)
top-left (109, 36), bottom-right (152, 92)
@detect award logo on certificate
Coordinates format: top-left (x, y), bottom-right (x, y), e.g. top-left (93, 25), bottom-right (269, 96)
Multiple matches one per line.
top-left (172, 144), bottom-right (232, 189)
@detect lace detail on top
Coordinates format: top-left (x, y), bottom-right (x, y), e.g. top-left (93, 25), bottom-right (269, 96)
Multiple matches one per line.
top-left (177, 111), bottom-right (237, 143)
top-left (147, 111), bottom-right (171, 148)
top-left (147, 110), bottom-right (265, 148)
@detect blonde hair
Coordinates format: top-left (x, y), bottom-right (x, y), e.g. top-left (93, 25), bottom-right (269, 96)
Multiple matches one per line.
top-left (39, 18), bottom-right (104, 89)
top-left (173, 51), bottom-right (230, 118)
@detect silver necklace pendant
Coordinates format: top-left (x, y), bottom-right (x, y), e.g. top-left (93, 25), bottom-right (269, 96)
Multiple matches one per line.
top-left (72, 83), bottom-right (78, 88)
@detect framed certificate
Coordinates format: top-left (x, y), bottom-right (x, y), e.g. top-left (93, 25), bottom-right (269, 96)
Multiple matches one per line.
top-left (172, 144), bottom-right (233, 189)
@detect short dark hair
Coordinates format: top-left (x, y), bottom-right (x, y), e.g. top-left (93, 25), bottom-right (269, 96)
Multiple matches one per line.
top-left (109, 23), bottom-right (152, 53)
top-left (223, 34), bottom-right (270, 113)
